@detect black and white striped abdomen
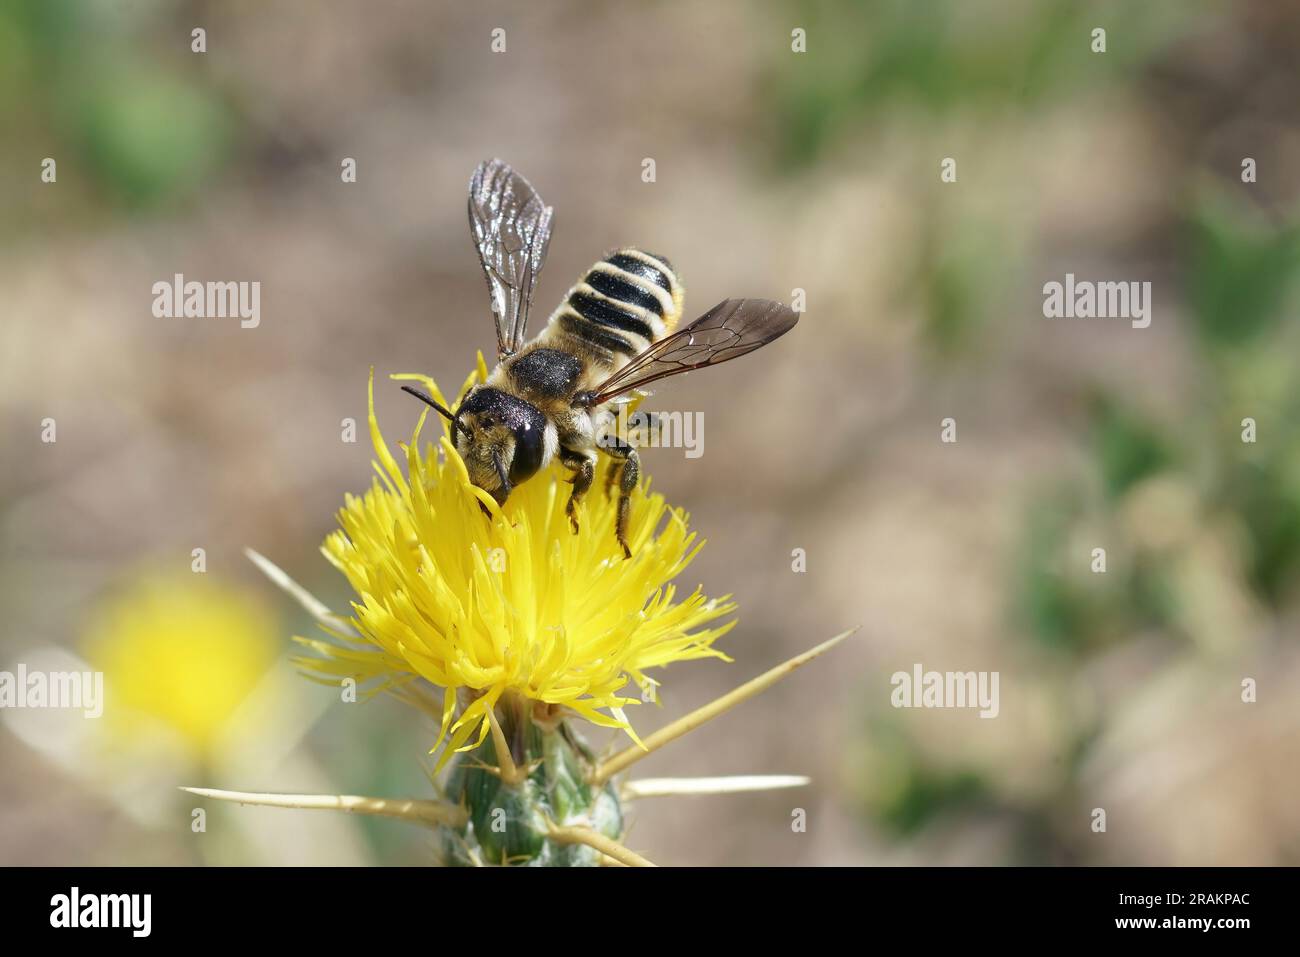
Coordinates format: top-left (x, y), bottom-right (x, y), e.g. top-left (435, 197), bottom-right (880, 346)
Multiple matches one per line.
top-left (548, 249), bottom-right (684, 360)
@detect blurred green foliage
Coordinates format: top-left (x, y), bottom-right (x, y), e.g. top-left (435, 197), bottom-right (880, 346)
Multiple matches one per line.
top-left (1018, 493), bottom-right (1093, 652)
top-left (826, 1), bottom-right (1298, 857)
top-left (1186, 196), bottom-right (1300, 347)
top-left (1089, 393), bottom-right (1177, 502)
top-left (867, 724), bottom-right (992, 838)
top-left (997, 187), bottom-right (1300, 854)
top-left (69, 63), bottom-right (231, 206)
top-left (0, 0), bottom-right (232, 211)
top-left (910, 212), bottom-right (1013, 357)
top-left (1016, 184), bottom-right (1300, 652)
top-left (766, 0), bottom-right (1192, 171)
top-left (765, 0), bottom-right (1202, 356)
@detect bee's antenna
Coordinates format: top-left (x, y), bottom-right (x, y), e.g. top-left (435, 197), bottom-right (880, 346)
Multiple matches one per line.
top-left (401, 386), bottom-right (469, 438)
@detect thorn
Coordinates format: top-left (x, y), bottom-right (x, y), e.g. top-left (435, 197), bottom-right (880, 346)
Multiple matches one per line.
top-left (589, 627), bottom-right (857, 786)
top-left (545, 822), bottom-right (657, 867)
top-left (245, 547), bottom-right (360, 638)
top-left (621, 774), bottom-right (810, 800)
top-left (485, 707), bottom-right (528, 787)
top-left (180, 786), bottom-right (468, 829)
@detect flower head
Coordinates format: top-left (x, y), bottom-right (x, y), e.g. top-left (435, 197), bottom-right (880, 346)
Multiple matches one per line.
top-left (297, 362), bottom-right (735, 766)
top-left (82, 572), bottom-right (279, 757)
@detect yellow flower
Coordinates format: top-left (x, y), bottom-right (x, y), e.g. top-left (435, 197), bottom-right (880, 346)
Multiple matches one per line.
top-left (82, 573), bottom-right (280, 757)
top-left (296, 361), bottom-right (736, 766)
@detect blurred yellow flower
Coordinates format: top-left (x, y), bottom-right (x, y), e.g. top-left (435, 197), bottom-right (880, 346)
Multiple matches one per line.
top-left (82, 573), bottom-right (280, 756)
top-left (296, 363), bottom-right (736, 766)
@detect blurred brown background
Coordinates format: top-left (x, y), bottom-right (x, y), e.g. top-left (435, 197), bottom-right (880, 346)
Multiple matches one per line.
top-left (2, 0), bottom-right (1299, 865)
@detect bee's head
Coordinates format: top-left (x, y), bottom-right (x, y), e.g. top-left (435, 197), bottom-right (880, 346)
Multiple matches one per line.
top-left (403, 385), bottom-right (546, 505)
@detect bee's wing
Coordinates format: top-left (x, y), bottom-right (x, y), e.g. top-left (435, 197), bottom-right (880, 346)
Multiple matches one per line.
top-left (467, 159), bottom-right (554, 359)
top-left (588, 298), bottom-right (799, 405)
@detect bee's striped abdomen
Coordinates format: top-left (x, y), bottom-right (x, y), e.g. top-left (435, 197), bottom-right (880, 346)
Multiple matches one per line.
top-left (549, 249), bottom-right (683, 361)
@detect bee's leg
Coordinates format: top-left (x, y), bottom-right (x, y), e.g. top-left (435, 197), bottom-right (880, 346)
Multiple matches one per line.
top-left (603, 458), bottom-right (621, 499)
top-left (601, 438), bottom-right (639, 559)
top-left (598, 418), bottom-right (634, 500)
top-left (560, 447), bottom-right (596, 534)
top-left (616, 450), bottom-right (640, 559)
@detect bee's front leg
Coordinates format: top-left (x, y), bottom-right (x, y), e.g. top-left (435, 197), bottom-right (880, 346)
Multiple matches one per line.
top-left (601, 438), bottom-right (639, 559)
top-left (560, 447), bottom-right (596, 534)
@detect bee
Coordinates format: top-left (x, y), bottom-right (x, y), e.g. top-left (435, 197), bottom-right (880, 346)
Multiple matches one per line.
top-left (403, 158), bottom-right (799, 558)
